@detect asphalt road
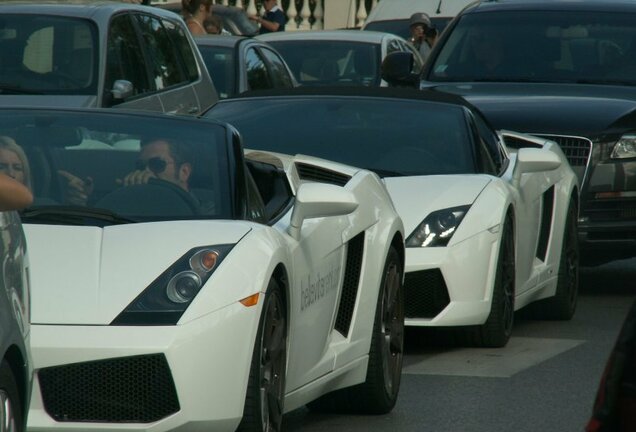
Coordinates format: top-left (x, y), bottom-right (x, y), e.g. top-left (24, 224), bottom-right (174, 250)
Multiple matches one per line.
top-left (283, 258), bottom-right (636, 432)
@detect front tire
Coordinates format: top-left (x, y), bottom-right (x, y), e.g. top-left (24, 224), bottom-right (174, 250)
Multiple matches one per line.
top-left (470, 216), bottom-right (515, 348)
top-left (237, 279), bottom-right (287, 432)
top-left (307, 246), bottom-right (404, 414)
top-left (0, 360), bottom-right (23, 432)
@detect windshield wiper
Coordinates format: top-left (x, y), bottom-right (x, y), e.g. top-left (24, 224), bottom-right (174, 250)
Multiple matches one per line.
top-left (0, 83), bottom-right (43, 95)
top-left (21, 206), bottom-right (137, 226)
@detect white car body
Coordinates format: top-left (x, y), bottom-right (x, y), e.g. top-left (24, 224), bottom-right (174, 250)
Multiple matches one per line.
top-left (11, 108), bottom-right (404, 431)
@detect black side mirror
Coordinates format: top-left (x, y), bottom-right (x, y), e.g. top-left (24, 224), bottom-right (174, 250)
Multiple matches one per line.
top-left (381, 51), bottom-right (420, 88)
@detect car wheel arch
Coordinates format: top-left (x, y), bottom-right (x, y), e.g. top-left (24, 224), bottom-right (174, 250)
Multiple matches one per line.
top-left (3, 345), bottom-right (27, 419)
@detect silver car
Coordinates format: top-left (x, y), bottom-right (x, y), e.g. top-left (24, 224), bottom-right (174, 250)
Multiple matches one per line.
top-left (0, 1), bottom-right (217, 115)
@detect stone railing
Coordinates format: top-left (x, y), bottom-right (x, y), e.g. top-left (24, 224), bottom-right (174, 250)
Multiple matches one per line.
top-left (152, 0), bottom-right (379, 30)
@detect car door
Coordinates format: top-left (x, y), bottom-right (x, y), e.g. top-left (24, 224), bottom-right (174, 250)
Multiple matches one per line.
top-left (259, 46), bottom-right (296, 89)
top-left (284, 198), bottom-right (351, 392)
top-left (243, 46), bottom-right (276, 92)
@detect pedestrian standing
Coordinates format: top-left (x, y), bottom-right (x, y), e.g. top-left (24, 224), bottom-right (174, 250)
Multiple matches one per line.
top-left (183, 0), bottom-right (213, 35)
top-left (250, 0), bottom-right (286, 34)
top-left (409, 12), bottom-right (434, 61)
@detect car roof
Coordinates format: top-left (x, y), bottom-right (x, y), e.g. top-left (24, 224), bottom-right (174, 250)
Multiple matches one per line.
top-left (0, 0), bottom-right (179, 19)
top-left (224, 86), bottom-right (478, 111)
top-left (195, 35), bottom-right (250, 48)
top-left (468, 0), bottom-right (636, 13)
top-left (366, 0), bottom-right (478, 21)
top-left (257, 30), bottom-right (401, 43)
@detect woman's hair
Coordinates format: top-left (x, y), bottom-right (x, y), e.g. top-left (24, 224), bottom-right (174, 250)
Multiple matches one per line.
top-left (183, 0), bottom-right (213, 15)
top-left (0, 136), bottom-right (31, 190)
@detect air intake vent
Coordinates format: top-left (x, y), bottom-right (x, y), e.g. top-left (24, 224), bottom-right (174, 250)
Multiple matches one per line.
top-left (334, 232), bottom-right (365, 336)
top-left (296, 163), bottom-right (351, 186)
top-left (38, 354), bottom-right (180, 423)
top-left (536, 186), bottom-right (555, 261)
top-left (404, 269), bottom-right (450, 318)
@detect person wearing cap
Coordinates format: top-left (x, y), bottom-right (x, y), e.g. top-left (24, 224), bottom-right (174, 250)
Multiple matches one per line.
top-left (409, 12), bottom-right (435, 61)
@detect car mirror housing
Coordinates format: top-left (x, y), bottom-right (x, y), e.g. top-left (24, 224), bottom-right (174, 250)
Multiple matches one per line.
top-left (288, 183), bottom-right (359, 240)
top-left (513, 147), bottom-right (561, 183)
top-left (111, 79), bottom-right (134, 101)
top-left (381, 51), bottom-right (420, 88)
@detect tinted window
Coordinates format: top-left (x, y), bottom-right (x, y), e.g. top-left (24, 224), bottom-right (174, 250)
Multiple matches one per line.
top-left (269, 40), bottom-right (381, 87)
top-left (135, 14), bottom-right (187, 89)
top-left (0, 15), bottom-right (98, 94)
top-left (246, 47), bottom-right (273, 91)
top-left (472, 112), bottom-right (505, 172)
top-left (430, 11), bottom-right (636, 85)
top-left (364, 18), bottom-right (452, 39)
top-left (105, 14), bottom-right (151, 101)
top-left (199, 45), bottom-right (235, 98)
top-left (207, 98), bottom-right (475, 176)
top-left (163, 19), bottom-right (199, 82)
top-left (260, 47), bottom-right (294, 88)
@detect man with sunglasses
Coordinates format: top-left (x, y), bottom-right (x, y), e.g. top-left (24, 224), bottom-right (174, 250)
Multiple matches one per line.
top-left (121, 137), bottom-right (192, 192)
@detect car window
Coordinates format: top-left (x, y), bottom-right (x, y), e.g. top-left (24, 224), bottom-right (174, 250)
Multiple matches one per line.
top-left (163, 19), bottom-right (200, 82)
top-left (134, 14), bottom-right (187, 89)
top-left (207, 97), bottom-right (476, 177)
top-left (199, 45), bottom-right (235, 99)
top-left (0, 15), bottom-right (98, 95)
top-left (269, 40), bottom-right (381, 86)
top-left (246, 47), bottom-right (273, 91)
top-left (364, 18), bottom-right (453, 39)
top-left (259, 47), bottom-right (295, 88)
top-left (472, 111), bottom-right (505, 173)
top-left (105, 14), bottom-right (151, 103)
top-left (429, 11), bottom-right (636, 85)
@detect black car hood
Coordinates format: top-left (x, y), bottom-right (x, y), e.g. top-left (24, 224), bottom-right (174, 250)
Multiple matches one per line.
top-left (427, 82), bottom-right (636, 136)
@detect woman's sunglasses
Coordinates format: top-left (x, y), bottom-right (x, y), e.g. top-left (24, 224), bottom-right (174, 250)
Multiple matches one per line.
top-left (135, 157), bottom-right (171, 174)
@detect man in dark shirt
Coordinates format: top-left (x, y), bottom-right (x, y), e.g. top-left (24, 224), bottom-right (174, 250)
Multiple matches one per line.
top-left (250, 0), bottom-right (286, 34)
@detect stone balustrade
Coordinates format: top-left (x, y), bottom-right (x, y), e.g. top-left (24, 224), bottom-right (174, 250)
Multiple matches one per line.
top-left (152, 0), bottom-right (380, 30)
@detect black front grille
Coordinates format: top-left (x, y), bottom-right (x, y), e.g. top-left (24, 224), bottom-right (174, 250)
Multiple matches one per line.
top-left (296, 162), bottom-right (351, 186)
top-left (404, 269), bottom-right (450, 319)
top-left (38, 354), bottom-right (180, 423)
top-left (586, 198), bottom-right (636, 222)
top-left (535, 134), bottom-right (592, 167)
top-left (334, 232), bottom-right (365, 336)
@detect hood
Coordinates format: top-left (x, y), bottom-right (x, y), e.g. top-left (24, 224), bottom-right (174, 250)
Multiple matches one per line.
top-left (383, 175), bottom-right (490, 235)
top-left (24, 220), bottom-right (252, 325)
top-left (0, 95), bottom-right (96, 108)
top-left (429, 82), bottom-right (636, 136)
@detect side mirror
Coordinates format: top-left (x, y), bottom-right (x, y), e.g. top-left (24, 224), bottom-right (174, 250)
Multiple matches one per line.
top-left (513, 147), bottom-right (561, 183)
top-left (381, 51), bottom-right (420, 88)
top-left (288, 183), bottom-right (358, 240)
top-left (111, 80), bottom-right (134, 101)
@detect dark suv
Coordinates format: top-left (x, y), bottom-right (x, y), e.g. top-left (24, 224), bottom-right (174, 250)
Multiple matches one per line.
top-left (383, 0), bottom-right (636, 265)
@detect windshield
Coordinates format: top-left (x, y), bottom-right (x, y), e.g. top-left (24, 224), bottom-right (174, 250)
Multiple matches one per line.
top-left (268, 41), bottom-right (381, 87)
top-left (207, 97), bottom-right (475, 177)
top-left (0, 15), bottom-right (98, 95)
top-left (0, 110), bottom-right (232, 225)
top-left (430, 11), bottom-right (636, 85)
top-left (198, 45), bottom-right (236, 99)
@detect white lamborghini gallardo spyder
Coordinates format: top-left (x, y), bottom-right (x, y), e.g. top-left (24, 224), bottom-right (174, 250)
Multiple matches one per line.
top-left (205, 86), bottom-right (581, 348)
top-left (10, 108), bottom-right (405, 431)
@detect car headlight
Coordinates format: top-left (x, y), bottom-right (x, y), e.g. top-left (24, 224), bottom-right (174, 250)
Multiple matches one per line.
top-left (611, 134), bottom-right (636, 159)
top-left (406, 205), bottom-right (470, 247)
top-left (111, 245), bottom-right (234, 325)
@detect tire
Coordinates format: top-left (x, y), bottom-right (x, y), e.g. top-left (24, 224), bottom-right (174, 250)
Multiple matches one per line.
top-left (0, 359), bottom-right (23, 432)
top-left (470, 216), bottom-right (515, 348)
top-left (531, 199), bottom-right (579, 320)
top-left (307, 246), bottom-right (404, 414)
top-left (237, 279), bottom-right (287, 432)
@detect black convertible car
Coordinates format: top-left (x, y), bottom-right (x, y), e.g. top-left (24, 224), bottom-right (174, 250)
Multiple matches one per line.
top-left (383, 0), bottom-right (636, 265)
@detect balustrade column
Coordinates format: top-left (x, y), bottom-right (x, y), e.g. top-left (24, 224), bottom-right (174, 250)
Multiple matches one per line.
top-left (356, 0), bottom-right (368, 27)
top-left (246, 0), bottom-right (257, 16)
top-left (298, 0), bottom-right (311, 30)
top-left (285, 0), bottom-right (298, 30)
top-left (313, 0), bottom-right (324, 30)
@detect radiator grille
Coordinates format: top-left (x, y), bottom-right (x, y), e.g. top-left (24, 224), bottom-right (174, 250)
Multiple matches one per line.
top-left (334, 232), bottom-right (365, 336)
top-left (38, 354), bottom-right (180, 423)
top-left (404, 269), bottom-right (450, 319)
top-left (296, 162), bottom-right (351, 186)
top-left (534, 134), bottom-right (592, 167)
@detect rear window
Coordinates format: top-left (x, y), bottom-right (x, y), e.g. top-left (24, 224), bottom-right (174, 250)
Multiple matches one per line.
top-left (0, 15), bottom-right (98, 94)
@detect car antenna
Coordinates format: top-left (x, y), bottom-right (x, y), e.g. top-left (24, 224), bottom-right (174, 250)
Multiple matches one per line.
top-left (436, 0), bottom-right (442, 14)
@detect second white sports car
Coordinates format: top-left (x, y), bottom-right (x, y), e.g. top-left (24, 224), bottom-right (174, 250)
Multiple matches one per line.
top-left (9, 107), bottom-right (405, 431)
top-left (205, 86), bottom-right (580, 348)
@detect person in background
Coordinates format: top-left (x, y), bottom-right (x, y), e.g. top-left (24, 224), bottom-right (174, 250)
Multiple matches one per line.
top-left (182, 0), bottom-right (213, 35)
top-left (408, 12), bottom-right (434, 61)
top-left (250, 0), bottom-right (286, 34)
top-left (204, 14), bottom-right (225, 35)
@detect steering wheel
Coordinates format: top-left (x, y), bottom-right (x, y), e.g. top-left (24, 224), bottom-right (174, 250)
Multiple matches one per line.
top-left (147, 178), bottom-right (201, 215)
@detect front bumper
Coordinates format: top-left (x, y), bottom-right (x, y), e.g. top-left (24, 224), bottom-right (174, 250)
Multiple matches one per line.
top-left (404, 228), bottom-right (499, 327)
top-left (27, 300), bottom-right (262, 432)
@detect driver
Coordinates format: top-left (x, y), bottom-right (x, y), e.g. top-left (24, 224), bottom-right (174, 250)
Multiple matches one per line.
top-left (120, 137), bottom-right (193, 192)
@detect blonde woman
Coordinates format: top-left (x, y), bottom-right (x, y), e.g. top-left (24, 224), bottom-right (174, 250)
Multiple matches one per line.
top-left (0, 136), bottom-right (31, 191)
